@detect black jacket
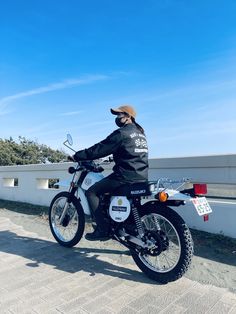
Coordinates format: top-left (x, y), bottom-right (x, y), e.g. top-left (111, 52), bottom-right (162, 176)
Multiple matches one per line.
top-left (74, 123), bottom-right (149, 182)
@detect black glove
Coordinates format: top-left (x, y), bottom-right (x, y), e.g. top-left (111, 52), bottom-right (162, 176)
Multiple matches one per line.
top-left (67, 155), bottom-right (75, 162)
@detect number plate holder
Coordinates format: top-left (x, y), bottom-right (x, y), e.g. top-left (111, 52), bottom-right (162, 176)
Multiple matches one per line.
top-left (191, 197), bottom-right (212, 216)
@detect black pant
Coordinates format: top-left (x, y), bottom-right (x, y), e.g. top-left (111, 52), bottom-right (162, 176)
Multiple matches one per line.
top-left (85, 173), bottom-right (125, 215)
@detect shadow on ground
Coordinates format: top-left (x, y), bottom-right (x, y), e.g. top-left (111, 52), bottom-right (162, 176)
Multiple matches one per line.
top-left (0, 230), bottom-right (158, 285)
top-left (0, 198), bottom-right (236, 268)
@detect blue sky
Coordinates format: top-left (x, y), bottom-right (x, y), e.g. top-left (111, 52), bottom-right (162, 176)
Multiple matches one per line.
top-left (0, 0), bottom-right (236, 158)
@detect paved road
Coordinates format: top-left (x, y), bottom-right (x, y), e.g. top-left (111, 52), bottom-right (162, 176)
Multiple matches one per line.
top-left (0, 216), bottom-right (236, 314)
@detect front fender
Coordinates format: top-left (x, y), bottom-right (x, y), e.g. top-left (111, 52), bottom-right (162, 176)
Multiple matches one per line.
top-left (77, 188), bottom-right (91, 216)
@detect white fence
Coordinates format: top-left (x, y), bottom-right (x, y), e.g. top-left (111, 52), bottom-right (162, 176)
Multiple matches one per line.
top-left (0, 154), bottom-right (236, 238)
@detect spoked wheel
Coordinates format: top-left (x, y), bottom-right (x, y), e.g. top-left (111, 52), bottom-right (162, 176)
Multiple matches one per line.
top-left (131, 204), bottom-right (193, 283)
top-left (49, 192), bottom-right (85, 247)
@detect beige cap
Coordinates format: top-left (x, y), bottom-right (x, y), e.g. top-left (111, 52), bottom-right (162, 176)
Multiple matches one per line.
top-left (110, 105), bottom-right (136, 118)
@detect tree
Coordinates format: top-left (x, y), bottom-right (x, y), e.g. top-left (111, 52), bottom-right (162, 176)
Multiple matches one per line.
top-left (0, 137), bottom-right (67, 166)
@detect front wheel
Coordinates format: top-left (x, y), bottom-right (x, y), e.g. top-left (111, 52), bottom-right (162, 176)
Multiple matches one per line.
top-left (49, 191), bottom-right (85, 247)
top-left (131, 203), bottom-right (193, 283)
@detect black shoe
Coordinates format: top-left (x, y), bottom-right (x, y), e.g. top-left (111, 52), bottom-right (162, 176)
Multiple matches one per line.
top-left (92, 223), bottom-right (97, 230)
top-left (85, 228), bottom-right (110, 241)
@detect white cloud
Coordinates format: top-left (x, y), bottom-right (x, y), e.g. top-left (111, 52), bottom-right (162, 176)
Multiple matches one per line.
top-left (0, 74), bottom-right (110, 106)
top-left (59, 110), bottom-right (84, 116)
top-left (0, 104), bottom-right (12, 116)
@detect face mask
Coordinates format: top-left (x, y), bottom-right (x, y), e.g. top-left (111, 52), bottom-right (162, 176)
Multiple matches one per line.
top-left (115, 117), bottom-right (126, 127)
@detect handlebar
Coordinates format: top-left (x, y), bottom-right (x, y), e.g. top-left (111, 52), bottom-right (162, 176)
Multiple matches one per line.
top-left (68, 160), bottom-right (104, 174)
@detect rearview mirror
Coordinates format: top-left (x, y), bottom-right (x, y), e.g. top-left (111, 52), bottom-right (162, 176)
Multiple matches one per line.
top-left (67, 134), bottom-right (73, 146)
top-left (63, 134), bottom-right (76, 152)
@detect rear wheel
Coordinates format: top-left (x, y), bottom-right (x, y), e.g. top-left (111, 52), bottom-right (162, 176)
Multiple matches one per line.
top-left (49, 192), bottom-right (85, 247)
top-left (131, 203), bottom-right (193, 283)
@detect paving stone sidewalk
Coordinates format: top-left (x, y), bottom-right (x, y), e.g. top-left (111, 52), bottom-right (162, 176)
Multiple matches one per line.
top-left (0, 216), bottom-right (236, 314)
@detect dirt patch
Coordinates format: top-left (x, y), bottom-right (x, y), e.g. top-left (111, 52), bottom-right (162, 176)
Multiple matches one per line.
top-left (0, 199), bottom-right (48, 216)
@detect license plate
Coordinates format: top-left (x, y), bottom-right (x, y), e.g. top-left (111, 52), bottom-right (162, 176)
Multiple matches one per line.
top-left (191, 197), bottom-right (212, 216)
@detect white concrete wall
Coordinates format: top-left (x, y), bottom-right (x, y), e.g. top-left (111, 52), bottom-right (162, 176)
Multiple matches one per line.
top-left (172, 198), bottom-right (236, 239)
top-left (0, 154), bottom-right (236, 238)
top-left (0, 163), bottom-right (72, 206)
top-left (0, 162), bottom-right (113, 206)
top-left (148, 154), bottom-right (236, 184)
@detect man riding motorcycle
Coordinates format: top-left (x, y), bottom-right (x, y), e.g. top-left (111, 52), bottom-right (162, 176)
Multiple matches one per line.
top-left (71, 105), bottom-right (149, 241)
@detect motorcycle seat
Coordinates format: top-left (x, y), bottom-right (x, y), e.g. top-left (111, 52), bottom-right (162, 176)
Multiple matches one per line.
top-left (112, 182), bottom-right (152, 197)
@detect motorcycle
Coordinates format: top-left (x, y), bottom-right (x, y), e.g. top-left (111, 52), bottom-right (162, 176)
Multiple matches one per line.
top-left (49, 134), bottom-right (212, 283)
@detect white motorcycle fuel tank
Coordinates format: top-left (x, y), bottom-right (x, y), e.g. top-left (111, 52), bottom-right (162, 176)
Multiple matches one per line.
top-left (81, 172), bottom-right (104, 190)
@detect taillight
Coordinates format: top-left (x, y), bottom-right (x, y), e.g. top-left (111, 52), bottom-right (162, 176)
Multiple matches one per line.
top-left (194, 184), bottom-right (207, 195)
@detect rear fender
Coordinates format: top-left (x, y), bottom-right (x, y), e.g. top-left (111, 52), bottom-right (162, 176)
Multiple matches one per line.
top-left (140, 200), bottom-right (166, 212)
top-left (141, 200), bottom-right (185, 210)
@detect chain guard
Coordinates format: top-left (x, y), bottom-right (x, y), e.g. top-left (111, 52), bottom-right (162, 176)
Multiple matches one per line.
top-left (113, 225), bottom-right (170, 257)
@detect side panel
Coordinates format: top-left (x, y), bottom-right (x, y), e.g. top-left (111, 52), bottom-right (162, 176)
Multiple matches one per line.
top-left (109, 196), bottom-right (131, 222)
